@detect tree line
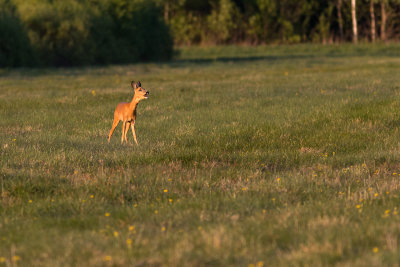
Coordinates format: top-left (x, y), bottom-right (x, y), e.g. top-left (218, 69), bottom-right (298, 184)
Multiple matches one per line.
top-left (162, 0), bottom-right (400, 45)
top-left (1, 0), bottom-right (399, 67)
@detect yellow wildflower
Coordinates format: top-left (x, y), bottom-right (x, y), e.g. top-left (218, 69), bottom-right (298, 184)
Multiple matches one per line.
top-left (372, 247), bottom-right (379, 253)
top-left (163, 189), bottom-right (168, 193)
top-left (129, 225), bottom-right (135, 231)
top-left (0, 257), bottom-right (5, 263)
top-left (356, 205), bottom-right (361, 209)
top-left (113, 231), bottom-right (119, 237)
top-left (105, 212), bottom-right (110, 217)
top-left (161, 226), bottom-right (166, 232)
top-left (90, 195), bottom-right (94, 199)
top-left (103, 256), bottom-right (112, 261)
top-left (169, 198), bottom-right (173, 203)
top-left (154, 210), bottom-right (158, 214)
top-left (374, 193), bottom-right (379, 197)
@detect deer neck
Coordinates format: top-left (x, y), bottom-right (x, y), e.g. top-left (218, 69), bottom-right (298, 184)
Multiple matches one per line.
top-left (129, 95), bottom-right (140, 111)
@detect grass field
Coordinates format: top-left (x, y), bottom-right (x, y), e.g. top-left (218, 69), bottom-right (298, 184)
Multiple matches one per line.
top-left (1, 44), bottom-right (400, 266)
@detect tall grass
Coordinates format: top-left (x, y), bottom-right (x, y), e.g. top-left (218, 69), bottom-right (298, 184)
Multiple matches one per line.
top-left (1, 44), bottom-right (400, 266)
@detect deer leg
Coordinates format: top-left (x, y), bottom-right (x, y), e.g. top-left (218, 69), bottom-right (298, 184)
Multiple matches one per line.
top-left (108, 118), bottom-right (119, 143)
top-left (121, 120), bottom-right (126, 144)
top-left (131, 122), bottom-right (138, 145)
top-left (124, 122), bottom-right (130, 144)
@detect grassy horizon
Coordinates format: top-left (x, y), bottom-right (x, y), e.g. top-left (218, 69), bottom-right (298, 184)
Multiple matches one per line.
top-left (1, 44), bottom-right (400, 266)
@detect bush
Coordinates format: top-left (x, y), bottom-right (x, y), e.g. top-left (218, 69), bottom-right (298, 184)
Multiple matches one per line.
top-left (106, 0), bottom-right (173, 62)
top-left (0, 0), bottom-right (36, 67)
top-left (0, 0), bottom-right (173, 67)
top-left (15, 0), bottom-right (93, 66)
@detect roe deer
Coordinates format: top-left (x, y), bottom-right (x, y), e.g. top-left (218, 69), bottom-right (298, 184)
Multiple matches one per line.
top-left (108, 81), bottom-right (149, 145)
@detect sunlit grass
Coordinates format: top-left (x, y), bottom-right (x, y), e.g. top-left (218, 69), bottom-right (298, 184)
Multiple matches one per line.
top-left (1, 44), bottom-right (400, 266)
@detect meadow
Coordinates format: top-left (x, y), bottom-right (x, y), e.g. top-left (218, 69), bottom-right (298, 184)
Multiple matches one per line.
top-left (1, 44), bottom-right (400, 266)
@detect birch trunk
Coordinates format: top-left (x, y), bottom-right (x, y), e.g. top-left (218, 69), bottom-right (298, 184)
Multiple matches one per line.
top-left (351, 0), bottom-right (358, 43)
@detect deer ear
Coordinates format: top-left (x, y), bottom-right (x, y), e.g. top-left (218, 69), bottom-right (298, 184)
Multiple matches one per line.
top-left (137, 81), bottom-right (141, 87)
top-left (131, 81), bottom-right (137, 89)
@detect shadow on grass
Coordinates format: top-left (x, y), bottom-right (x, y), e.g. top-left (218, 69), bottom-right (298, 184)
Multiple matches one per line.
top-left (173, 52), bottom-right (400, 66)
top-left (2, 44), bottom-right (400, 76)
top-left (172, 55), bottom-right (312, 65)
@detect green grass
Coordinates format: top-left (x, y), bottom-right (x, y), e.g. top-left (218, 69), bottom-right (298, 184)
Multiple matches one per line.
top-left (1, 44), bottom-right (400, 266)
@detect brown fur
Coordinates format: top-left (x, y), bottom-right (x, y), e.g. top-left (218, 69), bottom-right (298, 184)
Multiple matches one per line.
top-left (107, 81), bottom-right (149, 145)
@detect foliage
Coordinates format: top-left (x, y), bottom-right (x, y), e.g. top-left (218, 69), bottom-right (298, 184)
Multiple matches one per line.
top-left (169, 12), bottom-right (204, 45)
top-left (206, 0), bottom-right (238, 44)
top-left (0, 0), bottom-right (36, 67)
top-left (0, 0), bottom-right (173, 67)
top-left (15, 0), bottom-right (92, 66)
top-left (108, 0), bottom-right (173, 62)
top-left (247, 0), bottom-right (278, 44)
top-left (163, 0), bottom-right (400, 45)
top-left (1, 0), bottom-right (400, 66)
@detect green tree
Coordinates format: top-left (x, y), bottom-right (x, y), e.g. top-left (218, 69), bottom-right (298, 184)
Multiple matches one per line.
top-left (106, 0), bottom-right (173, 61)
top-left (0, 0), bottom-right (36, 67)
top-left (14, 0), bottom-right (93, 66)
top-left (247, 0), bottom-right (277, 43)
top-left (206, 0), bottom-right (239, 44)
